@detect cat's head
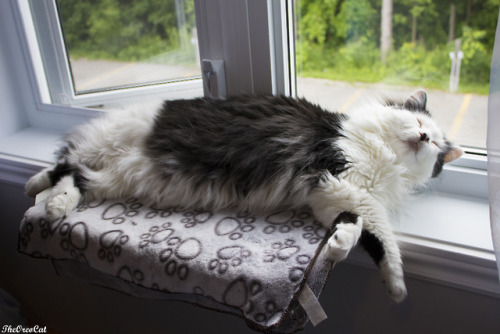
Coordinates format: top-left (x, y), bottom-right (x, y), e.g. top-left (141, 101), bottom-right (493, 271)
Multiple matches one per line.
top-left (384, 90), bottom-right (463, 180)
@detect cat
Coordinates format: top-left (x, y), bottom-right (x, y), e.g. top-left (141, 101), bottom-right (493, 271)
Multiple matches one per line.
top-left (25, 90), bottom-right (462, 302)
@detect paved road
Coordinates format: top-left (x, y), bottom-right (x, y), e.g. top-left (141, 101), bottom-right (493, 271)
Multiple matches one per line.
top-left (70, 58), bottom-right (200, 92)
top-left (69, 59), bottom-right (487, 149)
top-left (297, 77), bottom-right (487, 149)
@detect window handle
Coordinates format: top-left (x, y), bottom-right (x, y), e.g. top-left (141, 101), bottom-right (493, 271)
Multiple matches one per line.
top-left (201, 59), bottom-right (226, 99)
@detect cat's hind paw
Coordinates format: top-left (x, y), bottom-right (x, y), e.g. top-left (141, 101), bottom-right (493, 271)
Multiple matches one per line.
top-left (45, 176), bottom-right (81, 221)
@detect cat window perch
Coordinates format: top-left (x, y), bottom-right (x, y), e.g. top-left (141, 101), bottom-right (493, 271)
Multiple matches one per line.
top-left (18, 190), bottom-right (337, 333)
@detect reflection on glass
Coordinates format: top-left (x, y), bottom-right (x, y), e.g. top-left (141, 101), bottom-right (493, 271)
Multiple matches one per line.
top-left (56, 0), bottom-right (200, 94)
top-left (295, 0), bottom-right (498, 149)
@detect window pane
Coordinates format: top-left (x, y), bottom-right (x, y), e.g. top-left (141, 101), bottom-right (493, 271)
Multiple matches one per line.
top-left (295, 0), bottom-right (498, 150)
top-left (56, 0), bottom-right (200, 94)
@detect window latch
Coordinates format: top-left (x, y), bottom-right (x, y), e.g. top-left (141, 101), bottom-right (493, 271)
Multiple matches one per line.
top-left (201, 59), bottom-right (226, 99)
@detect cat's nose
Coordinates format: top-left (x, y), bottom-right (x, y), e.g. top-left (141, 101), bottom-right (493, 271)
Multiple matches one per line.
top-left (419, 132), bottom-right (429, 142)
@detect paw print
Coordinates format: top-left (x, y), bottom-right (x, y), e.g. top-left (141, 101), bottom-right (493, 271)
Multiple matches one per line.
top-left (39, 217), bottom-right (64, 239)
top-left (302, 220), bottom-right (327, 244)
top-left (159, 237), bottom-right (202, 281)
top-left (98, 230), bottom-right (129, 263)
top-left (214, 216), bottom-right (255, 240)
top-left (58, 221), bottom-right (89, 263)
top-left (19, 218), bottom-right (34, 249)
top-left (117, 266), bottom-right (144, 285)
top-left (102, 198), bottom-right (142, 225)
top-left (76, 199), bottom-right (106, 212)
top-left (180, 210), bottom-right (212, 228)
top-left (208, 246), bottom-right (251, 274)
top-left (222, 278), bottom-right (281, 326)
top-left (139, 222), bottom-right (175, 248)
top-left (263, 238), bottom-right (300, 263)
top-left (144, 205), bottom-right (175, 219)
top-left (253, 301), bottom-right (282, 325)
top-left (263, 210), bottom-right (312, 234)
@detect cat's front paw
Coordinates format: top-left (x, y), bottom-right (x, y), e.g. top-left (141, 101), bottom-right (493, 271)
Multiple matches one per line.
top-left (386, 276), bottom-right (407, 303)
top-left (324, 223), bottom-right (361, 262)
top-left (324, 232), bottom-right (351, 261)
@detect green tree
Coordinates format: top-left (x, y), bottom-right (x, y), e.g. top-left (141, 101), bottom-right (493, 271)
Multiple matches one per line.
top-left (57, 0), bottom-right (195, 62)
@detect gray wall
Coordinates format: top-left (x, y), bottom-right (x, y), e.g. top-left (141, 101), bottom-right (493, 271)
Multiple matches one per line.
top-left (1, 181), bottom-right (500, 333)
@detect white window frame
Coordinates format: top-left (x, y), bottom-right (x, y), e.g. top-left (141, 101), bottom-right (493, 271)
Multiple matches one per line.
top-left (0, 0), bottom-right (498, 298)
top-left (267, 0), bottom-right (496, 297)
top-left (23, 0), bottom-right (204, 109)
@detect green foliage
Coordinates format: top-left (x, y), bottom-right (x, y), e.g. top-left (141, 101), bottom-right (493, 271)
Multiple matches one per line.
top-left (57, 0), bottom-right (196, 63)
top-left (460, 26), bottom-right (492, 85)
top-left (296, 0), bottom-right (499, 94)
top-left (57, 0), bottom-right (498, 94)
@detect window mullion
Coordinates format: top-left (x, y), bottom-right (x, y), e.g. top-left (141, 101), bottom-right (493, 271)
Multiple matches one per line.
top-left (194, 0), bottom-right (273, 96)
top-left (29, 0), bottom-right (74, 105)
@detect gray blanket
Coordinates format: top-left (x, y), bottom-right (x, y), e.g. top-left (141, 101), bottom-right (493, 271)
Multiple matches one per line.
top-left (18, 198), bottom-right (334, 332)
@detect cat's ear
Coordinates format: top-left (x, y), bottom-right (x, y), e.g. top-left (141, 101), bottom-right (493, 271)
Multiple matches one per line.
top-left (404, 90), bottom-right (427, 111)
top-left (443, 144), bottom-right (464, 163)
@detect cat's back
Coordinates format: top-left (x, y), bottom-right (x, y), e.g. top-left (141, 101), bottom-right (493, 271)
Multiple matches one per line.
top-left (144, 95), bottom-right (348, 198)
top-left (148, 95), bottom-right (346, 148)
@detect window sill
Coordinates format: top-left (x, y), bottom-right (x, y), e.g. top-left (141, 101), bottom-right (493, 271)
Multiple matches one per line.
top-left (1, 126), bottom-right (498, 298)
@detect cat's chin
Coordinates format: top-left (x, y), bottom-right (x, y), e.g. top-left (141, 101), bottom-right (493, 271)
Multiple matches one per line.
top-left (407, 139), bottom-right (420, 153)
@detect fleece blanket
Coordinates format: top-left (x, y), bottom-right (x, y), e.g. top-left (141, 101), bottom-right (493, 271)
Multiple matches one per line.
top-left (18, 198), bottom-right (334, 333)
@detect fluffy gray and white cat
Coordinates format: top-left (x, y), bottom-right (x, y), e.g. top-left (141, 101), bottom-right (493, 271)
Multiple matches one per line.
top-left (25, 90), bottom-right (462, 302)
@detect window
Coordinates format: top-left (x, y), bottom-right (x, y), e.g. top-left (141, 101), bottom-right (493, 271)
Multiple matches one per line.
top-left (0, 0), bottom-right (497, 297)
top-left (25, 0), bottom-right (203, 108)
top-left (294, 0), bottom-right (497, 152)
top-left (284, 0), bottom-right (495, 287)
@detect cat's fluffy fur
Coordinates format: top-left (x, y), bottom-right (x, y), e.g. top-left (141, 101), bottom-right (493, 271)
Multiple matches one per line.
top-left (26, 91), bottom-right (462, 302)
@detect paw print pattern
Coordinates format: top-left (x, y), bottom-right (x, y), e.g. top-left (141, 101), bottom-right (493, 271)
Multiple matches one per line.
top-left (222, 278), bottom-right (282, 326)
top-left (58, 221), bottom-right (89, 262)
top-left (214, 216), bottom-right (255, 240)
top-left (98, 230), bottom-right (129, 263)
top-left (180, 210), bottom-right (212, 228)
top-left (76, 199), bottom-right (106, 213)
top-left (144, 207), bottom-right (173, 219)
top-left (263, 210), bottom-right (312, 234)
top-left (102, 198), bottom-right (142, 225)
top-left (139, 222), bottom-right (175, 248)
top-left (253, 301), bottom-right (282, 325)
top-left (39, 217), bottom-right (64, 239)
top-left (208, 245), bottom-right (251, 274)
top-left (159, 237), bottom-right (202, 281)
top-left (19, 218), bottom-right (34, 249)
top-left (117, 265), bottom-right (144, 285)
top-left (263, 238), bottom-right (300, 263)
top-left (302, 220), bottom-right (327, 244)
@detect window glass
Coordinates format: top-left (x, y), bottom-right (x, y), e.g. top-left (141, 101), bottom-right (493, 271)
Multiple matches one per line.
top-left (295, 0), bottom-right (499, 150)
top-left (56, 0), bottom-right (200, 94)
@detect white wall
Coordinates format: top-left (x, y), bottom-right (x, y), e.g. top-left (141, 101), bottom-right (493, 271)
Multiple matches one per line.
top-left (0, 5), bottom-right (28, 136)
